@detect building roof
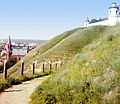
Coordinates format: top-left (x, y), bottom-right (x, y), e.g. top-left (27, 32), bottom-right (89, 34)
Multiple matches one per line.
top-left (89, 18), bottom-right (108, 24)
top-left (8, 36), bottom-right (12, 45)
top-left (12, 47), bottom-right (28, 56)
top-left (109, 2), bottom-right (119, 9)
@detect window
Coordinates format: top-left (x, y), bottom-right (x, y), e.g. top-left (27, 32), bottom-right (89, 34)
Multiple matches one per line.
top-left (110, 11), bottom-right (111, 15)
top-left (116, 10), bottom-right (118, 15)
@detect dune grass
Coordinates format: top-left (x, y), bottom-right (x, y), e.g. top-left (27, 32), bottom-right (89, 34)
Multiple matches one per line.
top-left (30, 25), bottom-right (120, 104)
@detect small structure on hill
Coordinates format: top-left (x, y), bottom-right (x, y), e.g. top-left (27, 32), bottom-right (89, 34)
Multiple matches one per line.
top-left (84, 2), bottom-right (120, 27)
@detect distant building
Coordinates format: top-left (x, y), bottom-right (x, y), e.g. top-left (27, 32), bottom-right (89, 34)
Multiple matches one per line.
top-left (3, 36), bottom-right (29, 61)
top-left (12, 47), bottom-right (29, 60)
top-left (84, 2), bottom-right (120, 27)
top-left (5, 36), bottom-right (12, 60)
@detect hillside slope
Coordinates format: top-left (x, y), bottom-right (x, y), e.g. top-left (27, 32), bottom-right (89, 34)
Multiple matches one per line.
top-left (4, 28), bottom-right (79, 77)
top-left (1, 26), bottom-right (106, 77)
top-left (31, 25), bottom-right (120, 104)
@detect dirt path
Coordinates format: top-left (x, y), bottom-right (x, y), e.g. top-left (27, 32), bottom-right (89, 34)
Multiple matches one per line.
top-left (0, 76), bottom-right (49, 104)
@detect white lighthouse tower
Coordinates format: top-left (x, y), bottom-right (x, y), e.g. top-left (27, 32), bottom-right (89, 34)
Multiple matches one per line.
top-left (108, 2), bottom-right (120, 25)
top-left (83, 2), bottom-right (120, 27)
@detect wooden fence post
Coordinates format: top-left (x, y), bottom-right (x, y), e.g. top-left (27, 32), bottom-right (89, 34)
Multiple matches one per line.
top-left (3, 59), bottom-right (7, 79)
top-left (32, 61), bottom-right (35, 74)
top-left (49, 63), bottom-right (52, 71)
top-left (60, 61), bottom-right (63, 67)
top-left (55, 63), bottom-right (57, 70)
top-left (21, 60), bottom-right (24, 75)
top-left (42, 63), bottom-right (45, 72)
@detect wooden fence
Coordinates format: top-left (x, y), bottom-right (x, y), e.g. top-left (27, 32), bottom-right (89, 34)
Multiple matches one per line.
top-left (3, 60), bottom-right (63, 79)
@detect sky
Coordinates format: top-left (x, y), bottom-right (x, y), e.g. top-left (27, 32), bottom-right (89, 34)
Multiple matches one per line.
top-left (0, 0), bottom-right (120, 40)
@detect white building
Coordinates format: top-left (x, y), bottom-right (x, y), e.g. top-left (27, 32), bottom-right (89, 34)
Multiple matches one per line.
top-left (84, 2), bottom-right (120, 27)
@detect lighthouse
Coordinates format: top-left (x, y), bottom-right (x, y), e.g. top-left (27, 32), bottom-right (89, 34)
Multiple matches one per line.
top-left (108, 2), bottom-right (120, 25)
top-left (83, 2), bottom-right (120, 27)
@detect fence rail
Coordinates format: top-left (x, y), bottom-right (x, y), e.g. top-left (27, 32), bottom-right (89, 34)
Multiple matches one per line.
top-left (3, 60), bottom-right (63, 79)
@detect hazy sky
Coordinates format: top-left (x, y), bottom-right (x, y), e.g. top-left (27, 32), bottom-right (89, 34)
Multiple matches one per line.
top-left (0, 0), bottom-right (119, 40)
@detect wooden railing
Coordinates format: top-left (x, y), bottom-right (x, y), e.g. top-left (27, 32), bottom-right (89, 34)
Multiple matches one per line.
top-left (3, 60), bottom-right (63, 79)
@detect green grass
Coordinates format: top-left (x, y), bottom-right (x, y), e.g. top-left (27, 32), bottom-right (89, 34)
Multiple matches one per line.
top-left (30, 25), bottom-right (120, 104)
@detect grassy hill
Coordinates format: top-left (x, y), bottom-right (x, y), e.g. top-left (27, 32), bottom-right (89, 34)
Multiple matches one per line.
top-left (30, 25), bottom-right (120, 104)
top-left (0, 26), bottom-right (106, 77)
top-left (2, 28), bottom-right (79, 77)
top-left (0, 24), bottom-right (120, 103)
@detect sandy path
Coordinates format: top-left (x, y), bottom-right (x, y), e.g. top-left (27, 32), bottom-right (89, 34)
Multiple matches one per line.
top-left (0, 76), bottom-right (49, 104)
